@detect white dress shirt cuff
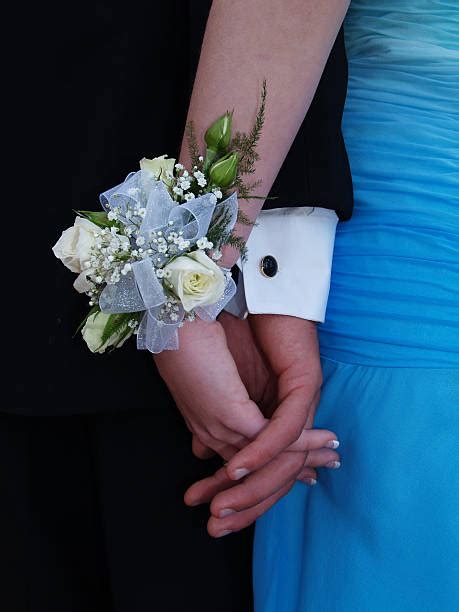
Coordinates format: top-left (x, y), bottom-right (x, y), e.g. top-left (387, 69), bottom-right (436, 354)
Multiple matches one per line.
top-left (224, 206), bottom-right (338, 323)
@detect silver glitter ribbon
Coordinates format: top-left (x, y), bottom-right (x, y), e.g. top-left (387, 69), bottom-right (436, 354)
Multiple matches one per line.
top-left (97, 171), bottom-right (238, 353)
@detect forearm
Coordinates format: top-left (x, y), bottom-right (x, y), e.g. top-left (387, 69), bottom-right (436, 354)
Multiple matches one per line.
top-left (179, 0), bottom-right (350, 266)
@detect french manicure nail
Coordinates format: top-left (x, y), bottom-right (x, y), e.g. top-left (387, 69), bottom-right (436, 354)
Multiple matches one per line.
top-left (326, 439), bottom-right (340, 449)
top-left (304, 478), bottom-right (317, 486)
top-left (216, 530), bottom-right (232, 538)
top-left (233, 468), bottom-right (250, 480)
top-left (219, 508), bottom-right (236, 518)
top-left (326, 460), bottom-right (341, 469)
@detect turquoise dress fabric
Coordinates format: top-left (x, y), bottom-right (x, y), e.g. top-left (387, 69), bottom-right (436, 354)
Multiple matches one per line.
top-left (253, 2), bottom-right (459, 610)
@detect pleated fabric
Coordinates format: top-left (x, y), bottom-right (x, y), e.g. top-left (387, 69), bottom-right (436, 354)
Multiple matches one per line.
top-left (253, 2), bottom-right (459, 610)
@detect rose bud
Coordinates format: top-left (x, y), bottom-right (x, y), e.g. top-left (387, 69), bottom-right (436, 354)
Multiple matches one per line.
top-left (204, 111), bottom-right (233, 152)
top-left (209, 152), bottom-right (238, 189)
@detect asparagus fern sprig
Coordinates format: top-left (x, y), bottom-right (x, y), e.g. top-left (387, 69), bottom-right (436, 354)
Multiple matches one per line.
top-left (185, 120), bottom-right (201, 168)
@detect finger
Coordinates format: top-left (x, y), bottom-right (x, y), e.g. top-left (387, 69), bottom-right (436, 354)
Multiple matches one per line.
top-left (303, 448), bottom-right (340, 467)
top-left (207, 480), bottom-right (295, 538)
top-left (303, 390), bottom-right (321, 429)
top-left (227, 422), bottom-right (338, 481)
top-left (207, 442), bottom-right (240, 463)
top-left (191, 435), bottom-right (215, 460)
top-left (201, 425), bottom-right (250, 449)
top-left (287, 429), bottom-right (339, 452)
top-left (181, 413), bottom-right (194, 433)
top-left (211, 452), bottom-right (305, 517)
top-left (192, 428), bottom-right (244, 461)
top-left (296, 467), bottom-right (318, 484)
top-left (184, 466), bottom-right (236, 507)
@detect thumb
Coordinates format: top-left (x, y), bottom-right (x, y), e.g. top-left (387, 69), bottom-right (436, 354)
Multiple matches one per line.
top-left (225, 386), bottom-right (337, 480)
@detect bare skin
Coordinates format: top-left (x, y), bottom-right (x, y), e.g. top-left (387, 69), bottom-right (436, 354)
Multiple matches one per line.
top-left (178, 0), bottom-right (351, 268)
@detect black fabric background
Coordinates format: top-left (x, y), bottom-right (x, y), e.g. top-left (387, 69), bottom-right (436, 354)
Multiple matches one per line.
top-left (12, 0), bottom-right (351, 418)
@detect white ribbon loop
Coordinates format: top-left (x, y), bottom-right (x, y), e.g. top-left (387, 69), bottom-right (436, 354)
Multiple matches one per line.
top-left (97, 173), bottom-right (239, 353)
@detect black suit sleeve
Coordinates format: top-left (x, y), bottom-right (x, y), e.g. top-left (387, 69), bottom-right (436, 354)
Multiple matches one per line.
top-left (264, 27), bottom-right (354, 221)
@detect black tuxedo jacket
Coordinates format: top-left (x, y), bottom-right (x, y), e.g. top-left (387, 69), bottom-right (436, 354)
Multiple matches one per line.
top-left (18, 0), bottom-right (352, 416)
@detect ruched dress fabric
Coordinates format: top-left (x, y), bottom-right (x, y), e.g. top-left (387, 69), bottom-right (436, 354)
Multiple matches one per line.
top-left (253, 2), bottom-right (459, 610)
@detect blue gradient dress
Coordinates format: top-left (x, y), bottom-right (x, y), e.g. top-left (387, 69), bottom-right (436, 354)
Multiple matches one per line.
top-left (253, 2), bottom-right (459, 610)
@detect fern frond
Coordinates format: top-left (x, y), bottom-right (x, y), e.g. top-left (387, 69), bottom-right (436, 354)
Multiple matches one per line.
top-left (236, 209), bottom-right (255, 226)
top-left (185, 120), bottom-right (201, 167)
top-left (226, 234), bottom-right (248, 260)
top-left (229, 79), bottom-right (267, 202)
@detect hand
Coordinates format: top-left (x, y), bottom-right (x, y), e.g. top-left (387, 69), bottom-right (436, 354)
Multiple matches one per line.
top-left (188, 311), bottom-right (275, 460)
top-left (154, 315), bottom-right (337, 462)
top-left (153, 318), bottom-right (266, 460)
top-left (188, 313), bottom-right (335, 463)
top-left (223, 314), bottom-right (337, 481)
top-left (185, 443), bottom-right (340, 537)
top-left (183, 314), bottom-right (340, 537)
top-left (217, 312), bottom-right (276, 414)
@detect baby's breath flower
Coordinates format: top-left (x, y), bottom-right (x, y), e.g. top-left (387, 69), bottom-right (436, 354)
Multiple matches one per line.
top-left (197, 237), bottom-right (208, 250)
top-left (211, 249), bottom-right (223, 261)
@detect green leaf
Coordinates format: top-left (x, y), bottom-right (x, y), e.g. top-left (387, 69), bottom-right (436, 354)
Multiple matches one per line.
top-left (97, 311), bottom-right (144, 352)
top-left (74, 304), bottom-right (100, 338)
top-left (109, 321), bottom-right (138, 352)
top-left (100, 313), bottom-right (131, 346)
top-left (75, 210), bottom-right (119, 228)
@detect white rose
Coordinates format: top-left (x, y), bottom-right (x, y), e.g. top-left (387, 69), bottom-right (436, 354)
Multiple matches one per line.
top-left (81, 312), bottom-right (134, 354)
top-left (139, 155), bottom-right (175, 186)
top-left (52, 216), bottom-right (99, 274)
top-left (52, 216), bottom-right (100, 293)
top-left (164, 250), bottom-right (226, 312)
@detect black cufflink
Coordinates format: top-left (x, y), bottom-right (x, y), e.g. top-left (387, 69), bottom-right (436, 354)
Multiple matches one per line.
top-left (260, 255), bottom-right (278, 278)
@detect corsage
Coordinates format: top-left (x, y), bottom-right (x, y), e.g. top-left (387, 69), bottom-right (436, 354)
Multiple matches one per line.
top-left (52, 81), bottom-right (269, 353)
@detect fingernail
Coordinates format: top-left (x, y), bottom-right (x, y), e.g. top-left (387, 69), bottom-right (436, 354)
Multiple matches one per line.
top-left (216, 530), bottom-right (232, 538)
top-left (233, 468), bottom-right (250, 480)
top-left (326, 439), bottom-right (340, 449)
top-left (218, 508), bottom-right (236, 518)
top-left (326, 460), bottom-right (341, 469)
top-left (303, 478), bottom-right (317, 486)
